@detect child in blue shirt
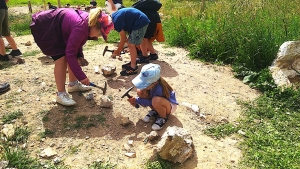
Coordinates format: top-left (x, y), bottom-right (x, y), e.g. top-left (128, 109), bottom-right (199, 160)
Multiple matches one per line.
top-left (128, 63), bottom-right (179, 130)
top-left (111, 7), bottom-right (150, 76)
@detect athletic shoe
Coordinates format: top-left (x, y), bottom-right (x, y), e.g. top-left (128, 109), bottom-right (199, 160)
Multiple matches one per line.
top-left (152, 117), bottom-right (167, 131)
top-left (148, 53), bottom-right (158, 60)
top-left (136, 56), bottom-right (150, 64)
top-left (143, 110), bottom-right (158, 123)
top-left (8, 49), bottom-right (22, 57)
top-left (120, 66), bottom-right (138, 76)
top-left (68, 82), bottom-right (92, 92)
top-left (0, 83), bottom-right (10, 94)
top-left (0, 54), bottom-right (10, 61)
top-left (56, 93), bottom-right (76, 106)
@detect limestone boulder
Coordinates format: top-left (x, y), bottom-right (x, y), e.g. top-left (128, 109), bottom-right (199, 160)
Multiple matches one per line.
top-left (270, 41), bottom-right (300, 87)
top-left (157, 126), bottom-right (194, 164)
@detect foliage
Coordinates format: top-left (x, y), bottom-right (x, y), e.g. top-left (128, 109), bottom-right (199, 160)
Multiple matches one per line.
top-left (1, 110), bottom-right (23, 123)
top-left (22, 50), bottom-right (41, 57)
top-left (8, 127), bottom-right (30, 143)
top-left (204, 123), bottom-right (239, 139)
top-left (89, 161), bottom-right (116, 169)
top-left (8, 14), bottom-right (32, 36)
top-left (145, 155), bottom-right (175, 169)
top-left (3, 145), bottom-right (44, 169)
top-left (162, 0), bottom-right (300, 87)
top-left (238, 88), bottom-right (300, 168)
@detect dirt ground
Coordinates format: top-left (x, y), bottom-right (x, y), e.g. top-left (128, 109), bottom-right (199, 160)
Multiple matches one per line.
top-left (0, 6), bottom-right (260, 169)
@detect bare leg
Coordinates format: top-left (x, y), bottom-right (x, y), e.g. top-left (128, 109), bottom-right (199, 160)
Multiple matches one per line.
top-left (0, 38), bottom-right (5, 55)
top-left (4, 36), bottom-right (18, 50)
top-left (54, 56), bottom-right (67, 92)
top-left (67, 64), bottom-right (77, 82)
top-left (152, 96), bottom-right (171, 119)
top-left (128, 43), bottom-right (137, 68)
top-left (137, 89), bottom-right (171, 118)
top-left (139, 39), bottom-right (148, 56)
top-left (144, 38), bottom-right (156, 54)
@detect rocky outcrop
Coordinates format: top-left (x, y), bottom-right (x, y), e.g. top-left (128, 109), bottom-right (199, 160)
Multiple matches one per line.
top-left (157, 126), bottom-right (194, 164)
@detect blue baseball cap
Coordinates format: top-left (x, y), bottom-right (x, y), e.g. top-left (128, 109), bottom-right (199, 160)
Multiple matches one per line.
top-left (132, 63), bottom-right (161, 89)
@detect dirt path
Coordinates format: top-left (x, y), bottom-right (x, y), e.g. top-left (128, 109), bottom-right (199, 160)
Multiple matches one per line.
top-left (0, 33), bottom-right (260, 168)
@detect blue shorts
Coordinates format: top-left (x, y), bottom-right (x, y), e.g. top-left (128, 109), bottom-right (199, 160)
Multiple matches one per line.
top-left (128, 24), bottom-right (148, 45)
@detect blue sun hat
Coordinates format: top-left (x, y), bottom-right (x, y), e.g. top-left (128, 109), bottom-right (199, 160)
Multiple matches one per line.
top-left (132, 63), bottom-right (161, 89)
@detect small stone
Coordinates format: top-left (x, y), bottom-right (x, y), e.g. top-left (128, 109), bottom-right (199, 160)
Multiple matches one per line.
top-left (25, 41), bottom-right (32, 46)
top-left (128, 140), bottom-right (133, 145)
top-left (120, 117), bottom-right (131, 126)
top-left (86, 93), bottom-right (94, 101)
top-left (123, 143), bottom-right (131, 151)
top-left (53, 157), bottom-right (61, 164)
top-left (124, 152), bottom-right (136, 158)
top-left (147, 131), bottom-right (159, 141)
top-left (101, 64), bottom-right (116, 76)
top-left (238, 130), bottom-right (246, 136)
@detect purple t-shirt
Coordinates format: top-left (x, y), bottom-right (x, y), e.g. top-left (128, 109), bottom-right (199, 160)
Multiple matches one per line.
top-left (30, 9), bottom-right (89, 81)
top-left (135, 83), bottom-right (178, 107)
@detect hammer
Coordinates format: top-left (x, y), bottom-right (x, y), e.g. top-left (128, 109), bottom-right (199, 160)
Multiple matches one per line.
top-left (102, 46), bottom-right (125, 56)
top-left (121, 86), bottom-right (139, 108)
top-left (90, 82), bottom-right (107, 95)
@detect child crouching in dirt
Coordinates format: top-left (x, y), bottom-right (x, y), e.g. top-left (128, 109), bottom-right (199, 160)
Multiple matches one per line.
top-left (127, 63), bottom-right (178, 130)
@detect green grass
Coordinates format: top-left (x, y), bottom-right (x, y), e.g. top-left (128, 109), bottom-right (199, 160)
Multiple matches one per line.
top-left (237, 88), bottom-right (300, 168)
top-left (1, 110), bottom-right (23, 123)
top-left (88, 161), bottom-right (116, 169)
top-left (8, 14), bottom-right (32, 36)
top-left (7, 0), bottom-right (136, 7)
top-left (8, 127), bottom-right (31, 143)
top-left (22, 50), bottom-right (41, 57)
top-left (204, 123), bottom-right (239, 139)
top-left (145, 155), bottom-right (175, 169)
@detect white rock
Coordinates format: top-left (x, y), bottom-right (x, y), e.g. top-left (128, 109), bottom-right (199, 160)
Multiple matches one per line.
top-left (182, 102), bottom-right (200, 113)
top-left (124, 152), bottom-right (136, 158)
top-left (1, 124), bottom-right (15, 138)
top-left (39, 147), bottom-right (57, 158)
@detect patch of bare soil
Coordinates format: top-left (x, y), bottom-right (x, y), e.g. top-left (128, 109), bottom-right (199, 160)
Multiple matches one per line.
top-left (0, 6), bottom-right (260, 169)
top-left (0, 34), bottom-right (260, 168)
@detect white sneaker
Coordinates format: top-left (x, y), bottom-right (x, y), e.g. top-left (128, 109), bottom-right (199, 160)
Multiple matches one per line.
top-left (152, 117), bottom-right (167, 131)
top-left (68, 82), bottom-right (92, 93)
top-left (56, 93), bottom-right (76, 106)
top-left (143, 110), bottom-right (158, 123)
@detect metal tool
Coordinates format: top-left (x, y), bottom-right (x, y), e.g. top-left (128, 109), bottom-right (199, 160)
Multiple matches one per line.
top-left (90, 82), bottom-right (107, 95)
top-left (102, 46), bottom-right (125, 56)
top-left (121, 86), bottom-right (139, 108)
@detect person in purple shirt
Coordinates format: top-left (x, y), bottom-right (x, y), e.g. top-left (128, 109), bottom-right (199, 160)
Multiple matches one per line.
top-left (111, 7), bottom-right (150, 76)
top-left (128, 63), bottom-right (179, 130)
top-left (30, 7), bottom-right (114, 106)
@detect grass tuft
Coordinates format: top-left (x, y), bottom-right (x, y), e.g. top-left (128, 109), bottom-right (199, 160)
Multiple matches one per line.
top-left (2, 110), bottom-right (23, 123)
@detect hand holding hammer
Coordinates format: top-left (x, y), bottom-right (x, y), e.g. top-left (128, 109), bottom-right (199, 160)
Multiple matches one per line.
top-left (121, 86), bottom-right (139, 108)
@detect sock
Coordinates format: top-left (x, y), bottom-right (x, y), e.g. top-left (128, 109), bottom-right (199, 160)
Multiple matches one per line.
top-left (69, 81), bottom-right (78, 86)
top-left (57, 91), bottom-right (66, 96)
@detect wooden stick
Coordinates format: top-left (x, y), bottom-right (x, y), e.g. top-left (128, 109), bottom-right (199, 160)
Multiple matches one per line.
top-left (28, 0), bottom-right (32, 13)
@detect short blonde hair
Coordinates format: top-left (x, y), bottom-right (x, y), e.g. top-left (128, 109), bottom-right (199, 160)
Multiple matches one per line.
top-left (89, 7), bottom-right (102, 27)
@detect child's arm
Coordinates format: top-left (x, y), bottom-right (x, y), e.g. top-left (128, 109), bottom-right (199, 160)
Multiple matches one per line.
top-left (108, 0), bottom-right (117, 11)
top-left (113, 30), bottom-right (126, 55)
